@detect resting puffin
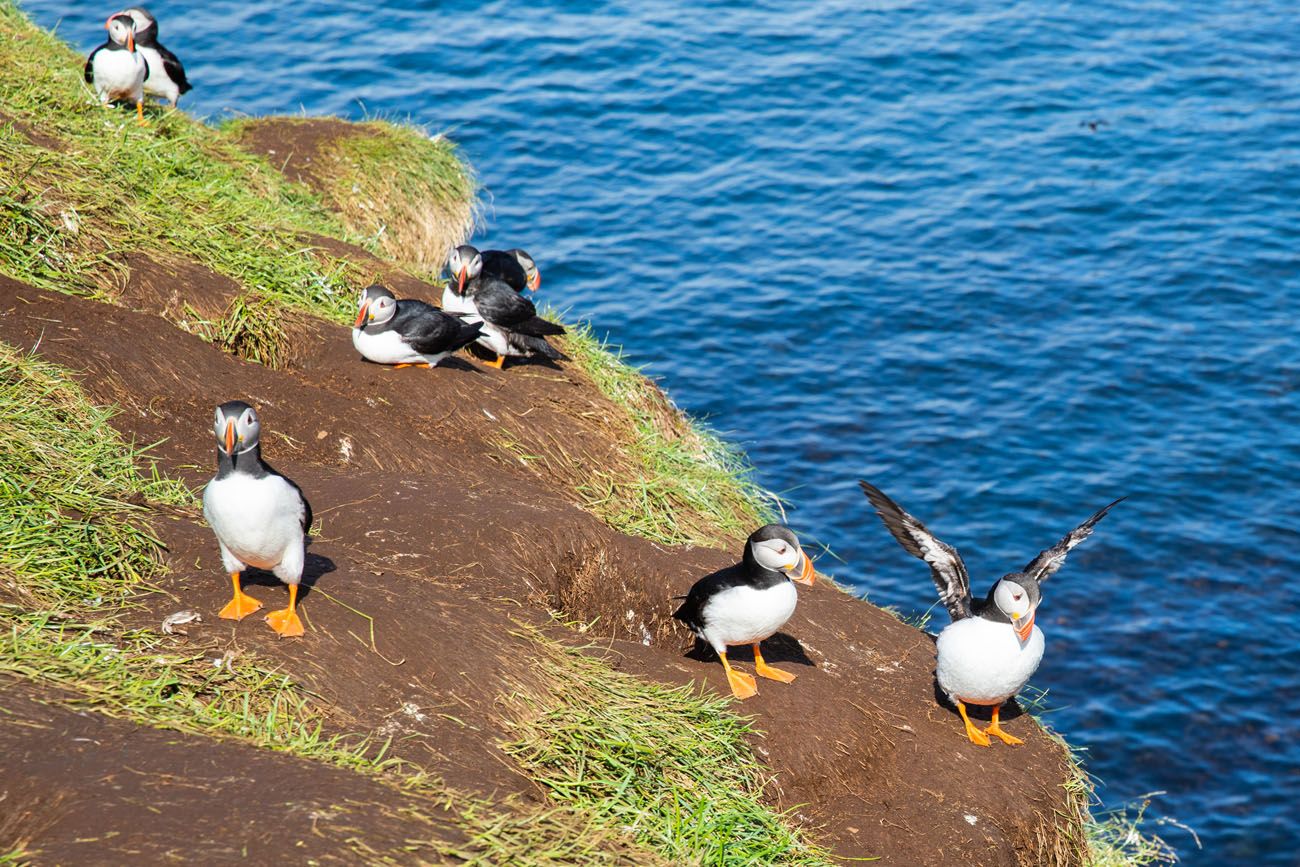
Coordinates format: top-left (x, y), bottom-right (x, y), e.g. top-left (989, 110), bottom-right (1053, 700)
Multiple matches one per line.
top-left (859, 481), bottom-right (1122, 746)
top-left (673, 525), bottom-right (816, 699)
top-left (84, 14), bottom-right (149, 124)
top-left (120, 7), bottom-right (192, 107)
top-left (481, 248), bottom-right (541, 293)
top-left (202, 401), bottom-right (312, 638)
top-left (443, 245), bottom-right (539, 309)
top-left (352, 284), bottom-right (483, 368)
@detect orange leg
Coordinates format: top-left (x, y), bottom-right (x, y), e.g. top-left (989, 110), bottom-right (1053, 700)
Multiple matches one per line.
top-left (218, 572), bottom-right (262, 620)
top-left (264, 584), bottom-right (305, 638)
top-left (719, 650), bottom-right (757, 699)
top-left (482, 354), bottom-right (507, 370)
top-left (392, 362), bottom-right (433, 369)
top-left (956, 700), bottom-right (992, 747)
top-left (985, 705), bottom-right (1024, 745)
top-left (135, 100), bottom-right (148, 126)
top-left (752, 643), bottom-right (796, 683)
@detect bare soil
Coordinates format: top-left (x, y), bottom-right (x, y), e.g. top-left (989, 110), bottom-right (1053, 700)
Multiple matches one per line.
top-left (0, 117), bottom-right (1085, 866)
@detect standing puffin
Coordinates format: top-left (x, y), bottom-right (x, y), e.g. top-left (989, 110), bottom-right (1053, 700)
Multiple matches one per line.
top-left (859, 481), bottom-right (1122, 746)
top-left (442, 244), bottom-right (483, 315)
top-left (84, 14), bottom-right (149, 124)
top-left (352, 284), bottom-right (483, 368)
top-left (120, 7), bottom-right (192, 107)
top-left (444, 246), bottom-right (565, 369)
top-left (673, 525), bottom-right (816, 699)
top-left (202, 401), bottom-right (313, 638)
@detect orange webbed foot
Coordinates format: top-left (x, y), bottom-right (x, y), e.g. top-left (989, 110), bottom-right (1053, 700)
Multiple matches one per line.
top-left (720, 651), bottom-right (758, 699)
top-left (752, 643), bottom-right (797, 683)
top-left (264, 584), bottom-right (305, 638)
top-left (957, 700), bottom-right (992, 747)
top-left (218, 573), bottom-right (262, 620)
top-left (482, 355), bottom-right (507, 370)
top-left (985, 706), bottom-right (1023, 745)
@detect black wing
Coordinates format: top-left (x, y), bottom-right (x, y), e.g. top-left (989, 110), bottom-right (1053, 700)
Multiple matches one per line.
top-left (84, 44), bottom-right (105, 83)
top-left (156, 42), bottom-right (192, 93)
top-left (479, 249), bottom-right (527, 293)
top-left (859, 481), bottom-right (973, 621)
top-left (672, 564), bottom-right (748, 633)
top-left (473, 281), bottom-right (565, 336)
top-left (262, 460), bottom-right (313, 538)
top-left (393, 299), bottom-right (483, 354)
top-left (1021, 497), bottom-right (1124, 584)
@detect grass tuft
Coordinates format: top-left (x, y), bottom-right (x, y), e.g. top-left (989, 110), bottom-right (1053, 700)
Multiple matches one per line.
top-left (557, 322), bottom-right (776, 548)
top-left (503, 627), bottom-right (832, 867)
top-left (0, 343), bottom-right (191, 607)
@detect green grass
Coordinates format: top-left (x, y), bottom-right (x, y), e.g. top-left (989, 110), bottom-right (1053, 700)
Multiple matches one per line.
top-left (556, 322), bottom-right (776, 548)
top-left (503, 627), bottom-right (833, 867)
top-left (0, 343), bottom-right (191, 607)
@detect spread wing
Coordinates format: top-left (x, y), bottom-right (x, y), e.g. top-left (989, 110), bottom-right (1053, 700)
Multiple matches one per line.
top-left (1021, 497), bottom-right (1124, 584)
top-left (157, 44), bottom-right (192, 93)
top-left (474, 281), bottom-right (565, 336)
top-left (859, 481), bottom-right (973, 621)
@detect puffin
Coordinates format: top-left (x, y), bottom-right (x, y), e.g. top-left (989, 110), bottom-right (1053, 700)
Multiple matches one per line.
top-left (202, 401), bottom-right (313, 638)
top-left (859, 481), bottom-right (1122, 746)
top-left (443, 247), bottom-right (565, 369)
top-left (120, 7), bottom-right (192, 107)
top-left (352, 284), bottom-right (483, 368)
top-left (673, 525), bottom-right (816, 699)
top-left (84, 14), bottom-right (149, 124)
top-left (443, 245), bottom-right (539, 312)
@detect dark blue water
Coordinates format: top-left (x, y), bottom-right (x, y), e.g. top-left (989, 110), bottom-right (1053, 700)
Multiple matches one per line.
top-left (26, 1), bottom-right (1300, 862)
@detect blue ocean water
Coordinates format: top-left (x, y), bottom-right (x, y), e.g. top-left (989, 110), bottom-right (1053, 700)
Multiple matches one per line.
top-left (24, 0), bottom-right (1300, 862)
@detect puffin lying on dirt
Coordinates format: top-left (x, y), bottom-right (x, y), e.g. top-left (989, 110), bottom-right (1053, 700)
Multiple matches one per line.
top-left (673, 525), bottom-right (816, 699)
top-left (119, 6), bottom-right (192, 107)
top-left (202, 401), bottom-right (313, 638)
top-left (352, 284), bottom-right (483, 368)
top-left (443, 246), bottom-right (565, 370)
top-left (84, 13), bottom-right (149, 124)
top-left (859, 481), bottom-right (1121, 746)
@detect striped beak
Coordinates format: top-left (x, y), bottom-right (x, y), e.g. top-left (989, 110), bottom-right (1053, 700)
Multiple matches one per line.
top-left (1012, 611), bottom-right (1035, 642)
top-left (528, 270), bottom-right (541, 291)
top-left (353, 300), bottom-right (370, 328)
top-left (223, 420), bottom-right (236, 455)
top-left (457, 267), bottom-right (467, 294)
top-left (790, 548), bottom-right (815, 586)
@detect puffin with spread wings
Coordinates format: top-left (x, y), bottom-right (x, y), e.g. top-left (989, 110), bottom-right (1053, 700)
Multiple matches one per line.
top-left (859, 481), bottom-right (1122, 746)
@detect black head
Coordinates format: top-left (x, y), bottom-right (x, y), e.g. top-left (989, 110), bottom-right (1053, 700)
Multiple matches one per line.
top-left (509, 249), bottom-right (540, 290)
top-left (447, 245), bottom-right (483, 296)
top-left (742, 524), bottom-right (816, 585)
top-left (213, 400), bottom-right (260, 456)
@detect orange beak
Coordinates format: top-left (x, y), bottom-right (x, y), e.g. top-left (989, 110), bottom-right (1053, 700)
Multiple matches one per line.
top-left (126, 30), bottom-right (134, 52)
top-left (1014, 612), bottom-right (1035, 642)
top-left (224, 420), bottom-right (236, 455)
top-left (104, 16), bottom-right (113, 30)
top-left (353, 300), bottom-right (370, 328)
top-left (457, 267), bottom-right (467, 294)
top-left (791, 548), bottom-right (816, 586)
top-left (529, 271), bottom-right (541, 291)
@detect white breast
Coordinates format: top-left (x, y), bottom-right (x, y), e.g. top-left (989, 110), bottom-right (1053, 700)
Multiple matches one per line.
top-left (202, 472), bottom-right (305, 576)
top-left (352, 326), bottom-right (428, 365)
top-left (441, 288), bottom-right (475, 316)
top-left (137, 46), bottom-right (178, 101)
top-left (935, 616), bottom-right (1045, 706)
top-left (699, 581), bottom-right (798, 653)
top-left (92, 50), bottom-right (146, 102)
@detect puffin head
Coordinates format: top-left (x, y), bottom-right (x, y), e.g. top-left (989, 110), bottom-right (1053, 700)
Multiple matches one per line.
top-left (745, 524), bottom-right (815, 586)
top-left (354, 284), bottom-right (397, 328)
top-left (992, 574), bottom-right (1040, 642)
top-left (447, 245), bottom-right (482, 296)
top-left (120, 6), bottom-right (157, 41)
top-left (213, 400), bottom-right (260, 456)
top-left (510, 249), bottom-right (541, 291)
top-left (105, 13), bottom-right (137, 51)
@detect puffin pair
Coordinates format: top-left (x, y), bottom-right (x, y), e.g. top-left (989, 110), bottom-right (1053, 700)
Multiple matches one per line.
top-left (674, 525), bottom-right (816, 699)
top-left (352, 284), bottom-right (483, 368)
top-left (85, 7), bottom-right (191, 119)
top-left (444, 245), bottom-right (564, 369)
top-left (202, 401), bottom-right (312, 638)
top-left (859, 481), bottom-right (1121, 746)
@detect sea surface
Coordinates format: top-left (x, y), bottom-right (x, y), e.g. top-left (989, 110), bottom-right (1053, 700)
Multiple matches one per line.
top-left (25, 0), bottom-right (1300, 862)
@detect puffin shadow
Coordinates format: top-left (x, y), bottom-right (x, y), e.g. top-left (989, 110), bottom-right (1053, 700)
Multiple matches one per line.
top-left (684, 633), bottom-right (815, 669)
top-left (239, 553), bottom-right (336, 604)
top-left (931, 680), bottom-right (1027, 722)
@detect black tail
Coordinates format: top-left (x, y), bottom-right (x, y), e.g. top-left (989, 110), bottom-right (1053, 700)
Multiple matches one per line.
top-left (453, 320), bottom-right (485, 352)
top-left (511, 333), bottom-right (565, 361)
top-left (515, 316), bottom-right (566, 338)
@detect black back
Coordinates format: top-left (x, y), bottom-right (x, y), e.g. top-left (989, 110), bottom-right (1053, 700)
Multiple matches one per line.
top-left (672, 525), bottom-right (797, 632)
top-left (472, 279), bottom-right (565, 336)
top-left (153, 42), bottom-right (192, 94)
top-left (368, 298), bottom-right (483, 355)
top-left (478, 249), bottom-right (528, 293)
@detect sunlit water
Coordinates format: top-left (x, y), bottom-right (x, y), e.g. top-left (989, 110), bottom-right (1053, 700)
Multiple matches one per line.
top-left (25, 1), bottom-right (1300, 861)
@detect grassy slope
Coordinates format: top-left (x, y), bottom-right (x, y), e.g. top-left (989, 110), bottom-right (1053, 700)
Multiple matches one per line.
top-left (0, 3), bottom-right (1171, 863)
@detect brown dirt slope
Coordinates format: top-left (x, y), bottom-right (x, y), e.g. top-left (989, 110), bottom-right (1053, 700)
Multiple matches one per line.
top-left (0, 118), bottom-right (1085, 866)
